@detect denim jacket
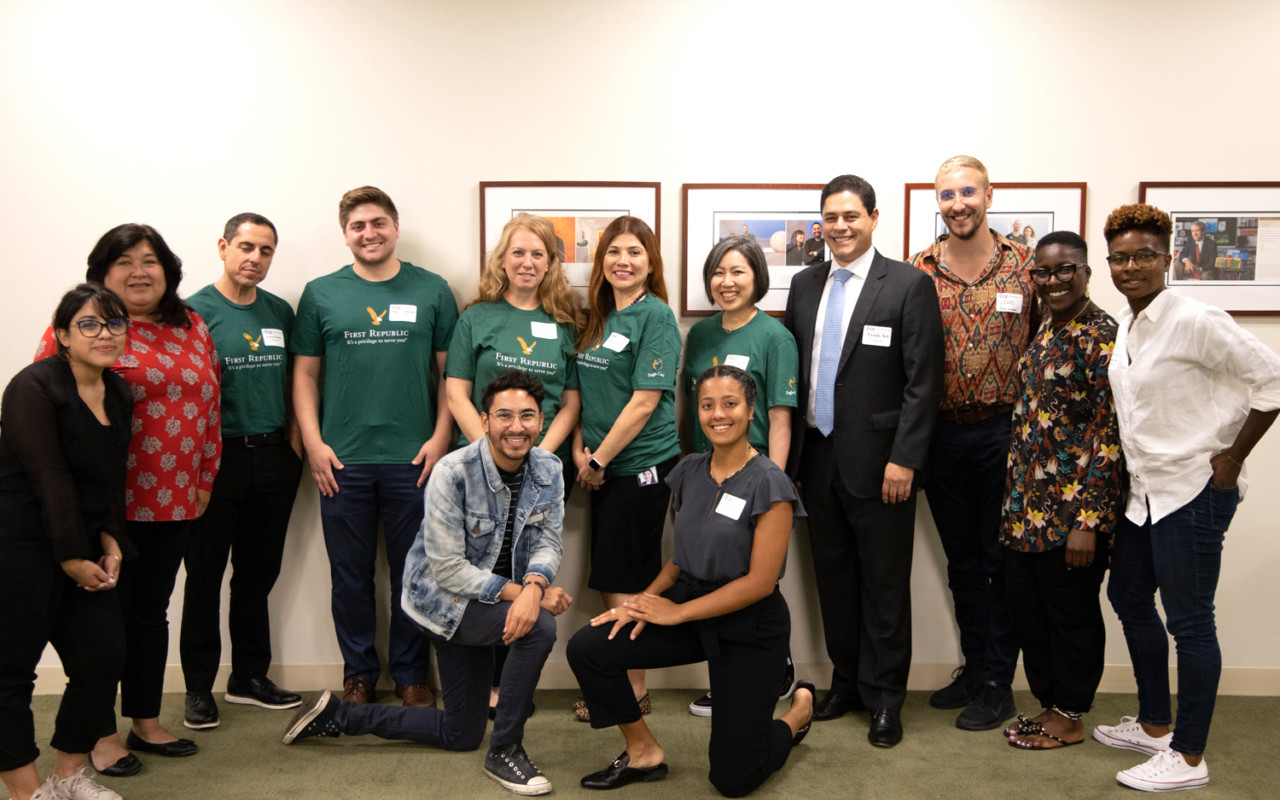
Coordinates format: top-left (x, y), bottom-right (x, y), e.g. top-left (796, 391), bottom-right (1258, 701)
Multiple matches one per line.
top-left (401, 437), bottom-right (563, 639)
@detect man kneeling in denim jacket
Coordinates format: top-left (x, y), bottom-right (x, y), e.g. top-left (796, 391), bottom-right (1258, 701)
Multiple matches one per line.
top-left (284, 369), bottom-right (572, 796)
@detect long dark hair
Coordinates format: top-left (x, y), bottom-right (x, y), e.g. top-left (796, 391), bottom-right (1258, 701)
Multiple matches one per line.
top-left (576, 216), bottom-right (667, 351)
top-left (85, 223), bottom-right (191, 327)
top-left (52, 283), bottom-right (129, 358)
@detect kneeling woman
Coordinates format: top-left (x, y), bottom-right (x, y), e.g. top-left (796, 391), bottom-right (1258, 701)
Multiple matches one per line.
top-left (567, 366), bottom-right (813, 798)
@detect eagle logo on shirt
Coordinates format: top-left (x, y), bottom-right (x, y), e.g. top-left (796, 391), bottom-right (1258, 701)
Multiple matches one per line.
top-left (712, 356), bottom-right (719, 366)
top-left (517, 336), bottom-right (537, 355)
top-left (367, 307), bottom-right (387, 325)
top-left (652, 358), bottom-right (663, 371)
top-left (242, 332), bottom-right (261, 351)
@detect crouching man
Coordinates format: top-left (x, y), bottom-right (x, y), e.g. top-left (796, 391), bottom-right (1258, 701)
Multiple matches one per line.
top-left (284, 369), bottom-right (572, 796)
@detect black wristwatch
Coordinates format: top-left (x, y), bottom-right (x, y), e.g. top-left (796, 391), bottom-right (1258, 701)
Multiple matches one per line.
top-left (589, 457), bottom-right (605, 472)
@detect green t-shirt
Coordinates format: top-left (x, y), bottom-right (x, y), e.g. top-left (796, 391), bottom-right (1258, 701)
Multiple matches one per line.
top-left (291, 262), bottom-right (458, 463)
top-left (186, 284), bottom-right (295, 439)
top-left (683, 311), bottom-right (799, 455)
top-left (576, 295), bottom-right (681, 475)
top-left (445, 300), bottom-right (579, 455)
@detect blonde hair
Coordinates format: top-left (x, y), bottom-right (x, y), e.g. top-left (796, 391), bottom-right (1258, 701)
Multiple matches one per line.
top-left (934, 155), bottom-right (989, 190)
top-left (472, 213), bottom-right (583, 328)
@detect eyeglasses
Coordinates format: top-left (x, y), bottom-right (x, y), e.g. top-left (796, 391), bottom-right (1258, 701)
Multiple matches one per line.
top-left (73, 318), bottom-right (129, 336)
top-left (1029, 263), bottom-right (1082, 285)
top-left (938, 185), bottom-right (981, 202)
top-left (488, 409), bottom-right (540, 424)
top-left (1106, 250), bottom-right (1167, 268)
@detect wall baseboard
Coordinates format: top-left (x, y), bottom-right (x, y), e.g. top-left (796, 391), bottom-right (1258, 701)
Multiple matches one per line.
top-left (33, 661), bottom-right (1280, 697)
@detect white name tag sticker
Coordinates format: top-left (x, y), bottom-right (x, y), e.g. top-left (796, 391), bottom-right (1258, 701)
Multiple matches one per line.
top-left (260, 328), bottom-right (285, 348)
top-left (389, 304), bottom-right (418, 322)
top-left (530, 321), bottom-right (558, 339)
top-left (996, 293), bottom-right (1023, 313)
top-left (603, 332), bottom-right (630, 352)
top-left (723, 354), bottom-right (750, 369)
top-left (862, 325), bottom-right (892, 347)
top-left (715, 493), bottom-right (747, 520)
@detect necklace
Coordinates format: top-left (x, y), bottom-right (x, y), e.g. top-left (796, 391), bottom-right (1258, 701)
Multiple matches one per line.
top-left (627, 290), bottom-right (648, 307)
top-left (1045, 298), bottom-right (1092, 343)
top-left (709, 446), bottom-right (757, 485)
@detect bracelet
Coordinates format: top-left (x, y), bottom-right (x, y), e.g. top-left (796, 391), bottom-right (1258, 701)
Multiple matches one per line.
top-left (1223, 452), bottom-right (1244, 467)
top-left (522, 577), bottom-right (547, 593)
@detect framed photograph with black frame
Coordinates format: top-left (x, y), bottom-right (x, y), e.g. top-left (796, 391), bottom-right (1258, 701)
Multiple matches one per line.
top-left (902, 182), bottom-right (1087, 260)
top-left (681, 183), bottom-right (825, 317)
top-left (1138, 182), bottom-right (1280, 316)
top-left (479, 181), bottom-right (660, 301)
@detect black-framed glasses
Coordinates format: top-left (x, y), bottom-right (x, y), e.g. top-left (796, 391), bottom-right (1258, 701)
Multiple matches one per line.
top-left (1106, 250), bottom-right (1167, 268)
top-left (938, 185), bottom-right (981, 202)
top-left (73, 318), bottom-right (129, 336)
top-left (489, 409), bottom-right (540, 424)
top-left (1029, 263), bottom-right (1082, 285)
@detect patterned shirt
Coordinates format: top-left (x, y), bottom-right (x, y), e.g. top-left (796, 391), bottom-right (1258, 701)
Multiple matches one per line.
top-left (908, 231), bottom-right (1036, 412)
top-left (37, 315), bottom-right (222, 522)
top-left (998, 304), bottom-right (1125, 552)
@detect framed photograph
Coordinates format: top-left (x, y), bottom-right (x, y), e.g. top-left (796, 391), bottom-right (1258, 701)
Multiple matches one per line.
top-left (479, 181), bottom-right (660, 300)
top-left (1139, 182), bottom-right (1280, 315)
top-left (681, 183), bottom-right (825, 317)
top-left (902, 182), bottom-right (1087, 259)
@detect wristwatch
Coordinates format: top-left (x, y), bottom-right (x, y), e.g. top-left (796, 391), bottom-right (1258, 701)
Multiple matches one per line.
top-left (589, 457), bottom-right (605, 472)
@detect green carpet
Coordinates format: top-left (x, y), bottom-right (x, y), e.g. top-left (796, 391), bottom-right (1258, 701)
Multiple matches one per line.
top-left (23, 690), bottom-right (1280, 799)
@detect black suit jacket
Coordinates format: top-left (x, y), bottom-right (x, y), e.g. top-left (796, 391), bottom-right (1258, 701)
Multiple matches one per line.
top-left (783, 251), bottom-right (944, 498)
top-left (802, 237), bottom-right (826, 266)
top-left (1179, 235), bottom-right (1218, 279)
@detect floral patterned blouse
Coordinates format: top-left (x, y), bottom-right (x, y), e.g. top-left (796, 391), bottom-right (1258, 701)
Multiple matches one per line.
top-left (999, 303), bottom-right (1125, 552)
top-left (37, 314), bottom-right (222, 522)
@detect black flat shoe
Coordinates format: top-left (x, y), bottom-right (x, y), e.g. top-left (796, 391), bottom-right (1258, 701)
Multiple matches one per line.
top-left (91, 752), bottom-right (142, 777)
top-left (126, 731), bottom-right (199, 757)
top-left (791, 680), bottom-right (817, 747)
top-left (581, 751), bottom-right (668, 790)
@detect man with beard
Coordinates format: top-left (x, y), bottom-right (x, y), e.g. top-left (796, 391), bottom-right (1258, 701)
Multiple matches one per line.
top-left (803, 221), bottom-right (826, 265)
top-left (907, 156), bottom-right (1037, 732)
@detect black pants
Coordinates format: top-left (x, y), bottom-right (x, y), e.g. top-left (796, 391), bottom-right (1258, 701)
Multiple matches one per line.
top-left (1004, 544), bottom-right (1108, 713)
top-left (0, 546), bottom-right (124, 770)
top-left (568, 588), bottom-right (793, 798)
top-left (180, 438), bottom-right (301, 690)
top-left (798, 429), bottom-right (915, 709)
top-left (118, 520), bottom-right (191, 719)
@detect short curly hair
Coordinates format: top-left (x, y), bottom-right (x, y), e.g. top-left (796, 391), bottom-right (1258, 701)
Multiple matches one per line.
top-left (1103, 204), bottom-right (1172, 248)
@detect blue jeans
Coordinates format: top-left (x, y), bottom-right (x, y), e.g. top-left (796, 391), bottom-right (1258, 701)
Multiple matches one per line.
top-left (336, 600), bottom-right (556, 751)
top-left (320, 463), bottom-right (430, 686)
top-left (1106, 480), bottom-right (1238, 756)
top-left (923, 414), bottom-right (1019, 684)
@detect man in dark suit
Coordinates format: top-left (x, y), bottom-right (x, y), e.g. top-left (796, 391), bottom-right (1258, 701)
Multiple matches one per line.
top-left (1178, 220), bottom-right (1218, 280)
top-left (783, 174), bottom-right (944, 748)
top-left (802, 221), bottom-right (826, 265)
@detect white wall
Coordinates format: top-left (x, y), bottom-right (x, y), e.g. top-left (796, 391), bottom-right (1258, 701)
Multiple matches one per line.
top-left (5, 0), bottom-right (1280, 693)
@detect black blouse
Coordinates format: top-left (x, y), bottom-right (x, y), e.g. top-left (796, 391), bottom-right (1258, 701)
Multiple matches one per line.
top-left (0, 356), bottom-right (134, 561)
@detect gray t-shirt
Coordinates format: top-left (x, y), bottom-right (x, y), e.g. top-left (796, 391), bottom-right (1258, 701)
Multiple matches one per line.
top-left (667, 452), bottom-right (804, 585)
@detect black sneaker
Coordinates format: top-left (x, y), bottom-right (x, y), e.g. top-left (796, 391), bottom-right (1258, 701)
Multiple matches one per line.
top-left (226, 674), bottom-right (303, 710)
top-left (687, 692), bottom-right (713, 717)
top-left (929, 664), bottom-right (980, 710)
top-left (485, 743), bottom-right (552, 796)
top-left (955, 681), bottom-right (1016, 731)
top-left (282, 690), bottom-right (341, 743)
top-left (777, 656), bottom-right (797, 701)
top-left (184, 690), bottom-right (220, 730)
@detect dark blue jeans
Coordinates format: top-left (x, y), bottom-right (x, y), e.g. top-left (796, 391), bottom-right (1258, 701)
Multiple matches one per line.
top-left (336, 600), bottom-right (556, 751)
top-left (1107, 480), bottom-right (1238, 756)
top-left (923, 414), bottom-right (1019, 685)
top-left (319, 463), bottom-right (430, 686)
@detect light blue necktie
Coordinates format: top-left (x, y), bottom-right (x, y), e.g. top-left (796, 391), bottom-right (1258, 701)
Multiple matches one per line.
top-left (815, 269), bottom-right (851, 436)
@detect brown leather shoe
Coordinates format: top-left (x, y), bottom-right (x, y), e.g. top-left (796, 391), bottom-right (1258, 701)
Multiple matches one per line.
top-left (395, 683), bottom-right (436, 707)
top-left (341, 677), bottom-right (375, 704)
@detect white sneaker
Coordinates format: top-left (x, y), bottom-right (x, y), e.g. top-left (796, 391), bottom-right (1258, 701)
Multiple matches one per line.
top-left (1093, 715), bottom-right (1173, 755)
top-left (30, 774), bottom-right (60, 800)
top-left (1117, 750), bottom-right (1209, 792)
top-left (51, 766), bottom-right (122, 800)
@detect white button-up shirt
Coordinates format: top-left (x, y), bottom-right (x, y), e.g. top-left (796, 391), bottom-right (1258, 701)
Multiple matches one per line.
top-left (1110, 289), bottom-right (1280, 524)
top-left (805, 247), bottom-right (873, 426)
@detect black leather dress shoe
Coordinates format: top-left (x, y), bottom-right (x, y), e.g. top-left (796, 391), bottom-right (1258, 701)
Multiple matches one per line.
top-left (225, 675), bottom-right (303, 709)
top-left (126, 731), bottom-right (199, 757)
top-left (868, 707), bottom-right (903, 748)
top-left (581, 751), bottom-right (669, 790)
top-left (813, 691), bottom-right (865, 722)
top-left (184, 690), bottom-right (220, 729)
top-left (91, 752), bottom-right (142, 777)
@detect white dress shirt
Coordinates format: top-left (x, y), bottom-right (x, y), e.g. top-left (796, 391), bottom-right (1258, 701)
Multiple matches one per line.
top-left (805, 247), bottom-right (874, 426)
top-left (1110, 289), bottom-right (1280, 524)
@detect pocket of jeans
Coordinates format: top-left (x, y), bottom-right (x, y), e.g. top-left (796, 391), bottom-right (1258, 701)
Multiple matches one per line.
top-left (1206, 483), bottom-right (1240, 532)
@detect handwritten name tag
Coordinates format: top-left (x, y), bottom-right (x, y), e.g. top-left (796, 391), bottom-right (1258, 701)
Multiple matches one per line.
top-left (715, 493), bottom-right (747, 520)
top-left (260, 328), bottom-right (285, 348)
top-left (723, 354), bottom-right (750, 369)
top-left (996, 293), bottom-right (1023, 313)
top-left (389, 304), bottom-right (418, 322)
top-left (603, 332), bottom-right (630, 352)
top-left (862, 325), bottom-right (892, 347)
top-left (530, 321), bottom-right (558, 339)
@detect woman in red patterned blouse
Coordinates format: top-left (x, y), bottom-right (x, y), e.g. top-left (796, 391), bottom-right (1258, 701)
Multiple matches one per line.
top-left (36, 224), bottom-right (221, 775)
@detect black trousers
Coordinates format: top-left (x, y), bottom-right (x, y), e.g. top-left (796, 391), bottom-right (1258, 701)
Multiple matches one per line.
top-left (180, 439), bottom-right (301, 690)
top-left (118, 520), bottom-right (191, 719)
top-left (0, 546), bottom-right (124, 770)
top-left (798, 429), bottom-right (915, 709)
top-left (567, 588), bottom-right (793, 798)
top-left (1003, 544), bottom-right (1108, 713)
